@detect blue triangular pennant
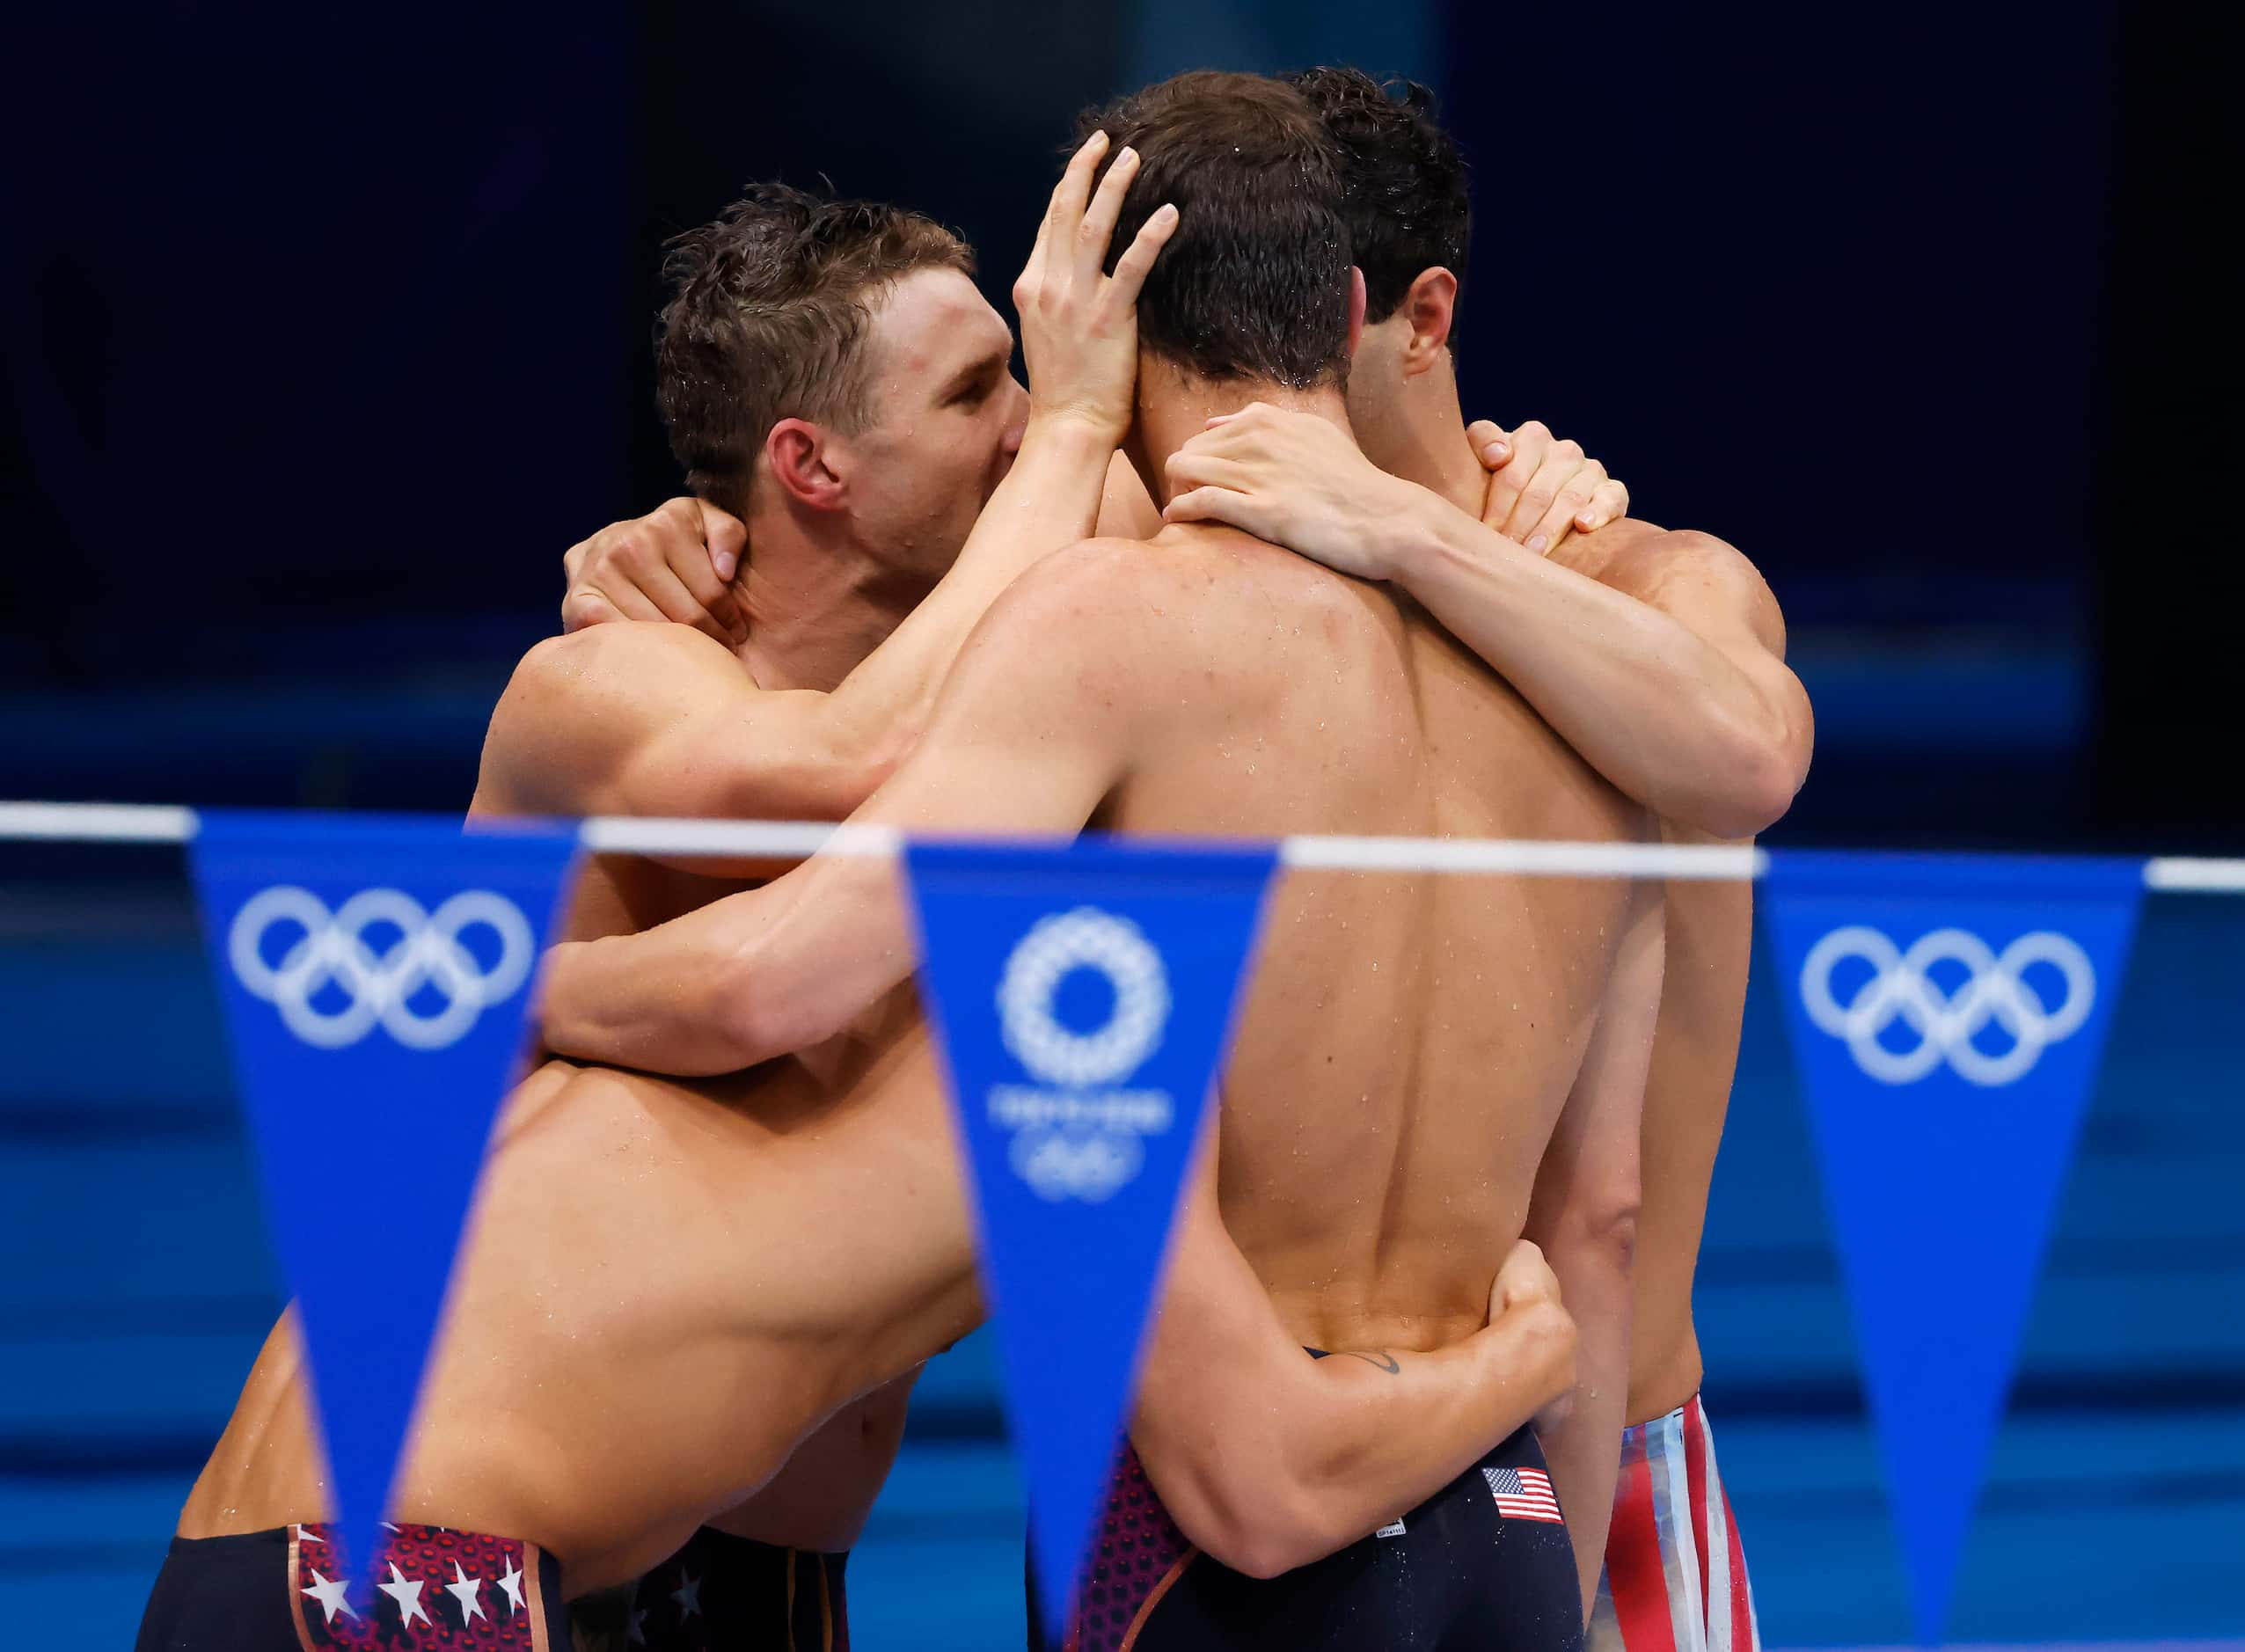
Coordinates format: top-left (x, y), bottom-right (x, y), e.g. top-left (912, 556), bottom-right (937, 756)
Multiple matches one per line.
top-left (1762, 851), bottom-right (2144, 1644)
top-left (902, 835), bottom-right (1277, 1644)
top-left (188, 809), bottom-right (579, 1591)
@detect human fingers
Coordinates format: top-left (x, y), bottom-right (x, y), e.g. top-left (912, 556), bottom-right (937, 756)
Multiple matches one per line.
top-left (1499, 434), bottom-right (1585, 545)
top-left (1103, 201), bottom-right (1177, 311)
top-left (1481, 419), bottom-right (1553, 530)
top-left (1076, 144), bottom-right (1142, 288)
top-left (1525, 456), bottom-right (1608, 553)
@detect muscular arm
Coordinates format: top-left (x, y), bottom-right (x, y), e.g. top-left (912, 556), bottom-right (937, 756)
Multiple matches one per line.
top-left (1133, 1130), bottom-right (1577, 1577)
top-left (1161, 406), bottom-right (1808, 838)
top-left (1386, 504), bottom-right (1812, 839)
top-left (1521, 877), bottom-right (1665, 1619)
top-left (475, 414), bottom-right (1117, 827)
top-left (537, 540), bottom-right (1159, 1071)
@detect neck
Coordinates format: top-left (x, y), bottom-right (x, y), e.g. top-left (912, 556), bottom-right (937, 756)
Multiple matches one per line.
top-left (1138, 370), bottom-right (1356, 508)
top-left (1370, 351), bottom-right (1487, 518)
top-left (735, 514), bottom-right (930, 692)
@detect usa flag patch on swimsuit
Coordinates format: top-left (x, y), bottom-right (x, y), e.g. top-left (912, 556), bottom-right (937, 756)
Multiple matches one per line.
top-left (1483, 1466), bottom-right (1564, 1524)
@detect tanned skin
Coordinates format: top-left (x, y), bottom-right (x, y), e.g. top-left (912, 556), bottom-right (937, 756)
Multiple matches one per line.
top-left (537, 335), bottom-right (1671, 1610)
top-left (1157, 259), bottom-right (1810, 1477)
top-left (172, 139), bottom-right (1580, 1599)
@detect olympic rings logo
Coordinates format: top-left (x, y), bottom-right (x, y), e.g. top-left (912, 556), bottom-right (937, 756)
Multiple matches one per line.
top-left (996, 908), bottom-right (1171, 1088)
top-left (226, 886), bottom-right (537, 1051)
top-left (1797, 925), bottom-right (2096, 1086)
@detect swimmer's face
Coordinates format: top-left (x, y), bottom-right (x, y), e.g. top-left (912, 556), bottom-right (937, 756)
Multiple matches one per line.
top-left (833, 267), bottom-right (1028, 581)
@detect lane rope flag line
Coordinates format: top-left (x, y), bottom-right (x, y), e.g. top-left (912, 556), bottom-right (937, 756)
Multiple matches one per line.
top-left (3, 800), bottom-right (2243, 891)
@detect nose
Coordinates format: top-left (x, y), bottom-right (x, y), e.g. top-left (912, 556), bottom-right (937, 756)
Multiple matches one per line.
top-left (1000, 378), bottom-right (1029, 457)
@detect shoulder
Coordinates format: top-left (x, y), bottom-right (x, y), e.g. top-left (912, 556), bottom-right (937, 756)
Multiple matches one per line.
top-left (988, 530), bottom-right (1378, 653)
top-left (499, 625), bottom-right (750, 724)
top-left (479, 626), bottom-right (751, 807)
top-left (1567, 522), bottom-right (1788, 656)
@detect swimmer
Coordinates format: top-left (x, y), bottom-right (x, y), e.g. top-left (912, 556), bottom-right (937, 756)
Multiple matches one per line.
top-left (539, 70), bottom-right (1667, 1652)
top-left (1145, 68), bottom-right (1815, 1646)
top-left (137, 134), bottom-right (1579, 1651)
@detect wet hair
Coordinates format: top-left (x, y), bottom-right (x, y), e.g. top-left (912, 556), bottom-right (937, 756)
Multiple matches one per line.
top-left (1288, 67), bottom-right (1472, 343)
top-left (654, 184), bottom-right (974, 515)
top-left (1075, 70), bottom-right (1353, 389)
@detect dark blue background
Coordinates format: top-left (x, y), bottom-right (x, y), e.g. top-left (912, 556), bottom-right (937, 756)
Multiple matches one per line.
top-left (4, 0), bottom-right (2240, 1641)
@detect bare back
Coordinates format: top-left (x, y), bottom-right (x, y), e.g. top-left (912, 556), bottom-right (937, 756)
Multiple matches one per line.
top-left (1094, 525), bottom-right (1649, 1354)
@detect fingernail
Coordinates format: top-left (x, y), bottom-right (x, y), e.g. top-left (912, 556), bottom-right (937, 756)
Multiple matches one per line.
top-left (1484, 442), bottom-right (1508, 463)
top-left (1116, 146), bottom-right (1137, 167)
top-left (713, 553), bottom-right (738, 581)
top-left (1527, 534), bottom-right (1549, 553)
top-left (1156, 202), bottom-right (1178, 223)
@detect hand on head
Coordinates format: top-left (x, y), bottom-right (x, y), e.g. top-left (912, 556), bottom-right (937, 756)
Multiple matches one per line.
top-left (1012, 130), bottom-right (1179, 445)
top-left (1468, 420), bottom-right (1629, 552)
top-left (560, 497), bottom-right (750, 645)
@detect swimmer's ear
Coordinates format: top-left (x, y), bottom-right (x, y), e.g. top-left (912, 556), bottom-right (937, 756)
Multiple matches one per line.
top-left (1398, 267), bottom-right (1458, 376)
top-left (1345, 266), bottom-right (1368, 360)
top-left (764, 418), bottom-right (847, 513)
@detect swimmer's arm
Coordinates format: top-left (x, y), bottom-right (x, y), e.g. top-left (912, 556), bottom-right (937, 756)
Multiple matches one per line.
top-left (1386, 506), bottom-right (1813, 838)
top-left (539, 540), bottom-right (1157, 1071)
top-left (1132, 1140), bottom-right (1577, 1578)
top-left (482, 418), bottom-right (1120, 837)
top-left (1521, 880), bottom-right (1664, 1620)
top-left (475, 623), bottom-right (861, 826)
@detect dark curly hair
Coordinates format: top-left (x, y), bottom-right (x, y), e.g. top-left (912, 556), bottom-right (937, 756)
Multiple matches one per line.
top-left (654, 185), bottom-right (974, 516)
top-left (1288, 67), bottom-right (1472, 345)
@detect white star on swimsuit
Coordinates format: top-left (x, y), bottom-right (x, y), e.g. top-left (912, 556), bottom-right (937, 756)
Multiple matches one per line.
top-left (672, 1567), bottom-right (704, 1619)
top-left (301, 1567), bottom-right (358, 1626)
top-left (445, 1561), bottom-right (488, 1624)
top-left (377, 1561), bottom-right (433, 1628)
top-left (496, 1556), bottom-right (527, 1613)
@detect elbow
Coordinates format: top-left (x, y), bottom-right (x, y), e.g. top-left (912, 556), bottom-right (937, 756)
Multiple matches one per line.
top-left (706, 947), bottom-right (815, 1069)
top-left (1181, 1487), bottom-right (1338, 1581)
top-left (1550, 1192), bottom-right (1640, 1283)
top-left (1737, 725), bottom-right (1809, 837)
top-left (1693, 723), bottom-right (1804, 841)
top-left (1153, 1441), bottom-right (1351, 1580)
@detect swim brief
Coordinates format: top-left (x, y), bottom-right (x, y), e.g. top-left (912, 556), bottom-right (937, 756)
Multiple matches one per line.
top-left (1037, 1424), bottom-right (1583, 1652)
top-left (1591, 1393), bottom-right (1759, 1652)
top-left (136, 1521), bottom-right (566, 1649)
top-left (618, 1525), bottom-right (849, 1651)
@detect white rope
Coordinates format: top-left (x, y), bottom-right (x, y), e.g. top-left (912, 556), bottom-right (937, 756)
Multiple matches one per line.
top-left (581, 816), bottom-right (903, 859)
top-left (0, 801), bottom-right (201, 844)
top-left (2145, 857), bottom-right (2245, 894)
top-left (4, 800), bottom-right (2243, 891)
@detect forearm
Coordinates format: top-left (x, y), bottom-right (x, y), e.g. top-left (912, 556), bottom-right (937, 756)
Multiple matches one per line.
top-left (1532, 1239), bottom-right (1631, 1621)
top-left (1391, 507), bottom-right (1795, 837)
top-left (1136, 1305), bottom-right (1574, 1578)
top-left (539, 856), bottom-right (914, 1074)
top-left (1281, 1310), bottom-right (1578, 1558)
top-left (819, 414), bottom-right (1114, 779)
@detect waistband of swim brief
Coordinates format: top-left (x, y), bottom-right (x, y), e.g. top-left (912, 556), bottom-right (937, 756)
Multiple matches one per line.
top-left (1621, 1389), bottom-right (1703, 1445)
top-left (165, 1526), bottom-right (292, 1561)
top-left (165, 1523), bottom-right (566, 1587)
